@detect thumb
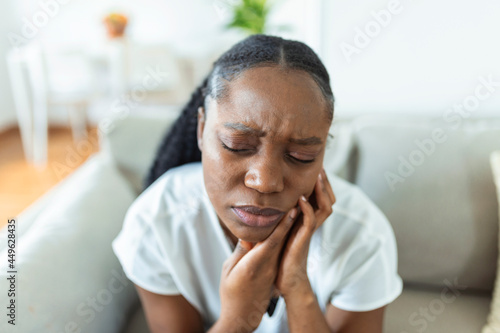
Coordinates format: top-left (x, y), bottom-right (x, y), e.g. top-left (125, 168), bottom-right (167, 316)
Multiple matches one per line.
top-left (222, 239), bottom-right (254, 274)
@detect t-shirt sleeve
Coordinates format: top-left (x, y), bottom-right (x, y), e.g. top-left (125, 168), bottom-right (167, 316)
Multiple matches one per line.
top-left (329, 233), bottom-right (403, 312)
top-left (112, 202), bottom-right (180, 295)
top-left (321, 209), bottom-right (403, 312)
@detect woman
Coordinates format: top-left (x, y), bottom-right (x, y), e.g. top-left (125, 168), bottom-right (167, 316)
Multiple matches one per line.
top-left (113, 35), bottom-right (402, 332)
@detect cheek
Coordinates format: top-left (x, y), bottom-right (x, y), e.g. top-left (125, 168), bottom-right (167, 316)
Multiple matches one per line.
top-left (292, 167), bottom-right (321, 200)
top-left (203, 156), bottom-right (227, 191)
top-left (202, 142), bottom-right (240, 203)
top-left (300, 175), bottom-right (318, 198)
top-left (202, 161), bottom-right (228, 220)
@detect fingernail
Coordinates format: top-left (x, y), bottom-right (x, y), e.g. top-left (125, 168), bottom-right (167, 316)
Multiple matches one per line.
top-left (301, 195), bottom-right (307, 202)
top-left (290, 208), bottom-right (297, 219)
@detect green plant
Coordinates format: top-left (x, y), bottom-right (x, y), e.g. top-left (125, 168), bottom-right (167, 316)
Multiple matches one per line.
top-left (226, 0), bottom-right (270, 35)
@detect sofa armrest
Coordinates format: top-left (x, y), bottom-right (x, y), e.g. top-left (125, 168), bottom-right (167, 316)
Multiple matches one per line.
top-left (0, 152), bottom-right (112, 252)
top-left (0, 153), bottom-right (139, 333)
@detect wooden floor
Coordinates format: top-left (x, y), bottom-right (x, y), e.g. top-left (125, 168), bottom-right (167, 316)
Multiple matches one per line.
top-left (0, 126), bottom-right (99, 229)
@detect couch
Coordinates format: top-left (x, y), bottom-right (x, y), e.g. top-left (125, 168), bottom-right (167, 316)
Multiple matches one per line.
top-left (1, 109), bottom-right (499, 333)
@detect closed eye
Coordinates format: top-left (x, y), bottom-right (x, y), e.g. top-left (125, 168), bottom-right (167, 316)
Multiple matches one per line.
top-left (287, 155), bottom-right (315, 164)
top-left (221, 141), bottom-right (315, 164)
top-left (220, 141), bottom-right (252, 153)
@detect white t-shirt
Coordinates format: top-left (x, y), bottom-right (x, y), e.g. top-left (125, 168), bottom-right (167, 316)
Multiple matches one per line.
top-left (112, 162), bottom-right (403, 332)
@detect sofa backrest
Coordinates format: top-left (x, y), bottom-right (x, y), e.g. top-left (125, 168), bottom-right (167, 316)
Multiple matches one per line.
top-left (99, 108), bottom-right (180, 194)
top-left (351, 115), bottom-right (500, 291)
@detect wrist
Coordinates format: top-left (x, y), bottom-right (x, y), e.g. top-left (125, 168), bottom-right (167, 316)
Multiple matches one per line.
top-left (208, 317), bottom-right (254, 333)
top-left (282, 279), bottom-right (314, 304)
top-left (207, 319), bottom-right (236, 333)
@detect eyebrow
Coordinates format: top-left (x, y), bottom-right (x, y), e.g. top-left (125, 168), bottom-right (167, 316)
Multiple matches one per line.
top-left (223, 122), bottom-right (323, 146)
top-left (223, 122), bottom-right (265, 136)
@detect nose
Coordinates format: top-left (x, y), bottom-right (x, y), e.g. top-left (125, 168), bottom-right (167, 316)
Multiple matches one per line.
top-left (244, 157), bottom-right (284, 194)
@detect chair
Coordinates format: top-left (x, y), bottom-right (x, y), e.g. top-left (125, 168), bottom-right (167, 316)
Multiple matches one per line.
top-left (5, 41), bottom-right (95, 167)
top-left (106, 38), bottom-right (188, 105)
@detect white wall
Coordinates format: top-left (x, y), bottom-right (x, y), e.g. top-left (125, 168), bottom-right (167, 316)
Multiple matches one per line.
top-left (5, 0), bottom-right (494, 129)
top-left (321, 0), bottom-right (500, 117)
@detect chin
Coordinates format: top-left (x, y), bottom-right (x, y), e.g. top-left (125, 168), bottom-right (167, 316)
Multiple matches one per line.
top-left (231, 224), bottom-right (274, 244)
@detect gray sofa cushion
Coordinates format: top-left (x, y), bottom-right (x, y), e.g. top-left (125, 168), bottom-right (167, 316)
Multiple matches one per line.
top-left (323, 116), bottom-right (357, 181)
top-left (482, 151), bottom-right (500, 333)
top-left (384, 285), bottom-right (490, 333)
top-left (352, 116), bottom-right (500, 291)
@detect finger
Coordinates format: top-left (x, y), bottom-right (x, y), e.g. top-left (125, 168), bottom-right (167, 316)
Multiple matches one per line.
top-left (222, 239), bottom-right (252, 274)
top-left (314, 172), bottom-right (334, 222)
top-left (224, 209), bottom-right (297, 273)
top-left (283, 211), bottom-right (304, 247)
top-left (251, 208), bottom-right (298, 259)
top-left (321, 169), bottom-right (336, 205)
top-left (298, 195), bottom-right (316, 232)
top-left (316, 172), bottom-right (330, 204)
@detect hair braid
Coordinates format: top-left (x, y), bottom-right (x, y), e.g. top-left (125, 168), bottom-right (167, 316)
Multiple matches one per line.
top-left (143, 77), bottom-right (208, 189)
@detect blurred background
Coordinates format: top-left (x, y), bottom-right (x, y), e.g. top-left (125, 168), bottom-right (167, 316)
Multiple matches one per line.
top-left (1, 0), bottom-right (499, 224)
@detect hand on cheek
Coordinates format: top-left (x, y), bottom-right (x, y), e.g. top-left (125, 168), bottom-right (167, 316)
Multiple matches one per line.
top-left (217, 169), bottom-right (336, 325)
top-left (275, 168), bottom-right (336, 298)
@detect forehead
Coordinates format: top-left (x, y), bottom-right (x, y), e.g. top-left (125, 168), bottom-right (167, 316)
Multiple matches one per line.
top-left (207, 66), bottom-right (331, 138)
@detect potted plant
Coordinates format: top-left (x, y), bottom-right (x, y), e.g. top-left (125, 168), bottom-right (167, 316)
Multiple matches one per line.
top-left (226, 0), bottom-right (270, 35)
top-left (103, 13), bottom-right (128, 38)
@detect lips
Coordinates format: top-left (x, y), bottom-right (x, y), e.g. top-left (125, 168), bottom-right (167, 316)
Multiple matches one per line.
top-left (232, 206), bottom-right (285, 228)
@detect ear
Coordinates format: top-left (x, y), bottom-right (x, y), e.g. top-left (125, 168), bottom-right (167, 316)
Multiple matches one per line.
top-left (197, 106), bottom-right (206, 152)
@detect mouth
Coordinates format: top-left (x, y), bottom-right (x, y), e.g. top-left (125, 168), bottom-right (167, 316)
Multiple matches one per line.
top-left (232, 206), bottom-right (285, 228)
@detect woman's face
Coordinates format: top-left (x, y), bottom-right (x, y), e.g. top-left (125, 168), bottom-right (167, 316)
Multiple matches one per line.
top-left (197, 66), bottom-right (332, 244)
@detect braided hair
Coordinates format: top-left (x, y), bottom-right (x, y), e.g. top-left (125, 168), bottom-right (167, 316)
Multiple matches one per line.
top-left (143, 34), bottom-right (334, 190)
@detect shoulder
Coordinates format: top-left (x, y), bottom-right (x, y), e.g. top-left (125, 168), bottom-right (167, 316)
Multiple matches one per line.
top-left (310, 173), bottom-right (402, 311)
top-left (112, 162), bottom-right (208, 296)
top-left (318, 172), bottom-right (397, 260)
